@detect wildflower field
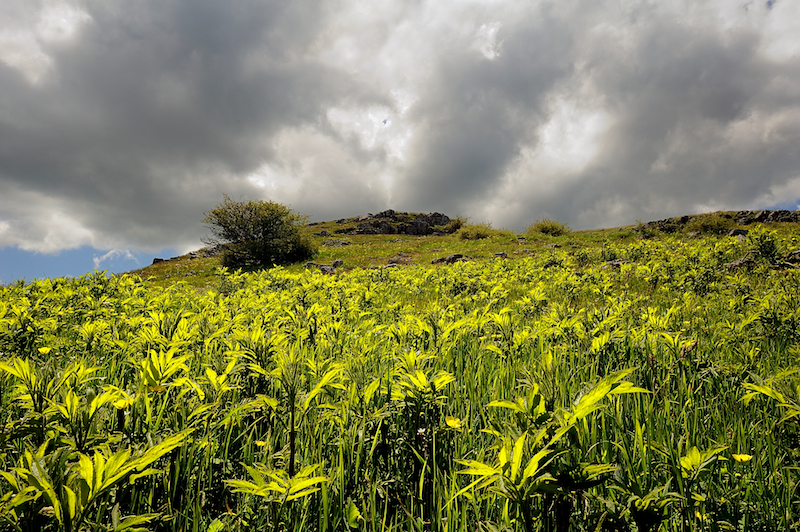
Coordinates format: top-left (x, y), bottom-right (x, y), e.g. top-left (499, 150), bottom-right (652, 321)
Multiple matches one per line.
top-left (1, 224), bottom-right (800, 531)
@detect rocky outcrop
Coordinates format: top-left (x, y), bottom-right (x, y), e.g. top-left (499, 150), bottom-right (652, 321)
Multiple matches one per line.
top-left (431, 253), bottom-right (464, 265)
top-left (334, 210), bottom-right (452, 236)
top-left (638, 210), bottom-right (799, 235)
top-left (637, 215), bottom-right (692, 234)
top-left (321, 239), bottom-right (351, 247)
top-left (305, 259), bottom-right (344, 274)
top-left (601, 259), bottom-right (629, 270)
top-left (724, 257), bottom-right (755, 271)
top-left (387, 252), bottom-right (412, 265)
top-left (735, 210), bottom-right (798, 224)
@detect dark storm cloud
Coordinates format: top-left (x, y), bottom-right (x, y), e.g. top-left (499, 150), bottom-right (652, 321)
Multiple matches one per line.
top-left (393, 8), bottom-right (575, 214)
top-left (1, 0), bottom-right (799, 254)
top-left (470, 2), bottom-right (800, 230)
top-left (0, 0), bottom-right (388, 251)
top-left (557, 10), bottom-right (800, 229)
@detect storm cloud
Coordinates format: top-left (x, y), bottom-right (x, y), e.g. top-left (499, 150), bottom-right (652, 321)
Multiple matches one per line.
top-left (1, 0), bottom-right (799, 255)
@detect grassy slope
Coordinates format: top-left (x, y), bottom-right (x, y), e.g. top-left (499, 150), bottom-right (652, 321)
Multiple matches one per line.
top-left (131, 211), bottom-right (800, 290)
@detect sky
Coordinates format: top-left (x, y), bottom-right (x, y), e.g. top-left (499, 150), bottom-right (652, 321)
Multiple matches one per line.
top-left (1, 0), bottom-right (800, 283)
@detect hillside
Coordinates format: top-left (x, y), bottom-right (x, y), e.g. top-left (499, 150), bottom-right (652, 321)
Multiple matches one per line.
top-left (2, 209), bottom-right (800, 530)
top-left (134, 209), bottom-right (800, 289)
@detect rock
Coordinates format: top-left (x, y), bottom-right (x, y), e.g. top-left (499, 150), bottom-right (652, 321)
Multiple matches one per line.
top-left (767, 210), bottom-right (798, 223)
top-left (202, 245), bottom-right (226, 257)
top-left (494, 252), bottom-right (508, 259)
top-left (686, 232), bottom-right (700, 237)
top-left (724, 257), bottom-right (755, 270)
top-left (306, 260), bottom-right (343, 273)
top-left (152, 258), bottom-right (166, 264)
top-left (335, 210), bottom-right (452, 236)
top-left (432, 253), bottom-right (464, 265)
top-left (374, 209), bottom-right (397, 219)
top-left (728, 229), bottom-right (748, 237)
top-left (322, 239), bottom-right (351, 247)
top-left (318, 230), bottom-right (329, 236)
top-left (544, 244), bottom-right (562, 249)
top-left (784, 250), bottom-right (800, 264)
top-left (387, 253), bottom-right (412, 265)
top-left (404, 216), bottom-right (429, 235)
top-left (356, 222), bottom-right (382, 234)
top-left (426, 212), bottom-right (451, 226)
top-left (601, 259), bottom-right (629, 270)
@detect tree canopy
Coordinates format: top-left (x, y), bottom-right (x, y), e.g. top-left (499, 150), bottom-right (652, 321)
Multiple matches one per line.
top-left (202, 195), bottom-right (316, 268)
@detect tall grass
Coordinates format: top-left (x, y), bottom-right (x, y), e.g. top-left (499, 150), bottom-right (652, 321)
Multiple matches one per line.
top-left (0, 230), bottom-right (798, 530)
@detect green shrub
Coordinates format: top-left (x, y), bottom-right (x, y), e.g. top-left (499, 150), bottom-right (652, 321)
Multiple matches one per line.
top-left (526, 218), bottom-right (571, 236)
top-left (685, 212), bottom-right (734, 234)
top-left (573, 248), bottom-right (592, 267)
top-left (458, 222), bottom-right (514, 240)
top-left (445, 215), bottom-right (469, 234)
top-left (203, 195), bottom-right (317, 268)
top-left (634, 220), bottom-right (660, 238)
top-left (458, 223), bottom-right (494, 240)
top-left (747, 225), bottom-right (783, 264)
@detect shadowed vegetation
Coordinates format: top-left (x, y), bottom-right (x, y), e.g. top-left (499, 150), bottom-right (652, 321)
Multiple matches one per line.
top-left (1, 213), bottom-right (800, 530)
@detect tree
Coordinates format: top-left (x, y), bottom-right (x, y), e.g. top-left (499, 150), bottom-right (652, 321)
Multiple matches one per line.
top-left (202, 195), bottom-right (317, 268)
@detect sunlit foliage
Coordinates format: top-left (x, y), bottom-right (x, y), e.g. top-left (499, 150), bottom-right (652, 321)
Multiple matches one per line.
top-left (1, 228), bottom-right (799, 530)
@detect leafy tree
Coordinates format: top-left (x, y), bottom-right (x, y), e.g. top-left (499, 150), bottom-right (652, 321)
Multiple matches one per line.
top-left (203, 195), bottom-right (317, 268)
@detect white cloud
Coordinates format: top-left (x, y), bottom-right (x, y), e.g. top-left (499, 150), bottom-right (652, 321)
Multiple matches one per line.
top-left (0, 1), bottom-right (90, 83)
top-left (532, 100), bottom-right (610, 172)
top-left (473, 22), bottom-right (502, 60)
top-left (37, 2), bottom-right (91, 43)
top-left (93, 249), bottom-right (137, 269)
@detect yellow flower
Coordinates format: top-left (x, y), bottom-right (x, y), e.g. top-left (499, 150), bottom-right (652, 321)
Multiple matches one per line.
top-left (38, 347), bottom-right (52, 355)
top-left (113, 397), bottom-right (133, 409)
top-left (445, 416), bottom-right (462, 429)
top-left (732, 453), bottom-right (753, 463)
top-left (255, 440), bottom-right (268, 447)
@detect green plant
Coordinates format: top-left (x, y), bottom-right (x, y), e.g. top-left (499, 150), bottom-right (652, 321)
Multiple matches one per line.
top-left (203, 195), bottom-right (317, 268)
top-left (527, 218), bottom-right (571, 237)
top-left (444, 215), bottom-right (469, 234)
top-left (4, 220), bottom-right (800, 530)
top-left (747, 225), bottom-right (783, 264)
top-left (684, 212), bottom-right (734, 235)
top-left (458, 222), bottom-right (513, 240)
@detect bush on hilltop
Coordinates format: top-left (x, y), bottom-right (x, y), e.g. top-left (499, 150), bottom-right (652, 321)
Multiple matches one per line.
top-left (202, 195), bottom-right (317, 268)
top-left (527, 218), bottom-right (571, 236)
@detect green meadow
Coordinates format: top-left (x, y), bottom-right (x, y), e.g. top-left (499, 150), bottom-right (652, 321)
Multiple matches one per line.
top-left (1, 217), bottom-right (800, 531)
